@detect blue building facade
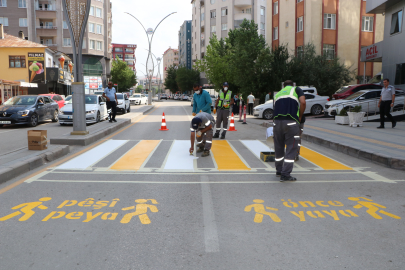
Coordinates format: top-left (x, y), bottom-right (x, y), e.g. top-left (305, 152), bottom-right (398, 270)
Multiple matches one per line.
top-left (178, 20), bottom-right (192, 70)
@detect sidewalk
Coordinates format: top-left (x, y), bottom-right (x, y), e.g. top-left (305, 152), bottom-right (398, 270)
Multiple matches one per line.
top-left (0, 105), bottom-right (155, 184)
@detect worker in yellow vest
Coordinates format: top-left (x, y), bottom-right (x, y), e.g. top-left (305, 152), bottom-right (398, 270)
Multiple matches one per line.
top-left (213, 82), bottom-right (234, 139)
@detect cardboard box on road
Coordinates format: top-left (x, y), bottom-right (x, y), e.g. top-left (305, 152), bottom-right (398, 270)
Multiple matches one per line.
top-left (27, 130), bottom-right (47, 150)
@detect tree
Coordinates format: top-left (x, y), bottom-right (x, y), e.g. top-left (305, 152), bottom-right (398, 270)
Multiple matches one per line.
top-left (110, 57), bottom-right (137, 91)
top-left (135, 85), bottom-right (144, 93)
top-left (164, 66), bottom-right (178, 93)
top-left (176, 66), bottom-right (200, 93)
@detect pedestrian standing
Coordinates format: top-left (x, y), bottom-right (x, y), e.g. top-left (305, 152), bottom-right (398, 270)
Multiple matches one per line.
top-left (189, 112), bottom-right (215, 157)
top-left (265, 91), bottom-right (271, 103)
top-left (273, 80), bottom-right (306, 182)
top-left (213, 82), bottom-right (234, 139)
top-left (192, 83), bottom-right (212, 115)
top-left (103, 82), bottom-right (118, 122)
top-left (377, 78), bottom-right (396, 129)
top-left (247, 92), bottom-right (255, 115)
top-left (233, 94), bottom-right (240, 115)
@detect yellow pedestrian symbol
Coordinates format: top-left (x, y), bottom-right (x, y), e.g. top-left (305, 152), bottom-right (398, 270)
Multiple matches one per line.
top-left (0, 197), bottom-right (52, 222)
top-left (245, 199), bottom-right (281, 223)
top-left (348, 197), bottom-right (401, 220)
top-left (121, 199), bottom-right (159, 224)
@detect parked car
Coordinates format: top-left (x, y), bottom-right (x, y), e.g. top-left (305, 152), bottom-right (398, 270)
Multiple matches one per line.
top-left (93, 91), bottom-right (104, 95)
top-left (64, 95), bottom-right (72, 103)
top-left (325, 89), bottom-right (404, 116)
top-left (182, 95), bottom-right (189, 101)
top-left (40, 94), bottom-right (65, 109)
top-left (299, 86), bottom-right (318, 95)
top-left (0, 95), bottom-right (59, 127)
top-left (161, 94), bottom-right (167, 100)
top-left (332, 84), bottom-right (382, 100)
top-left (59, 95), bottom-right (108, 125)
top-left (122, 92), bottom-right (131, 98)
top-left (116, 93), bottom-right (130, 114)
top-left (253, 93), bottom-right (329, 120)
top-left (174, 94), bottom-right (179, 100)
top-left (129, 94), bottom-right (148, 105)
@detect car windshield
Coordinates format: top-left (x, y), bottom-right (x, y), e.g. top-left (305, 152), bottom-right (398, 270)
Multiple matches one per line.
top-left (65, 96), bottom-right (72, 101)
top-left (85, 95), bottom-right (98, 104)
top-left (116, 94), bottom-right (124, 99)
top-left (3, 96), bottom-right (37, 106)
top-left (345, 92), bottom-right (364, 100)
top-left (132, 95), bottom-right (141, 98)
top-left (335, 86), bottom-right (351, 94)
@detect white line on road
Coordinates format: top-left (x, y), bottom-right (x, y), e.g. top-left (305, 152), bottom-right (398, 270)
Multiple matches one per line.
top-left (200, 175), bottom-right (220, 253)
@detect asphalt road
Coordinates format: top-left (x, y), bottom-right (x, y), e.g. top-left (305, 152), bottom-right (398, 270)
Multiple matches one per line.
top-left (0, 101), bottom-right (404, 270)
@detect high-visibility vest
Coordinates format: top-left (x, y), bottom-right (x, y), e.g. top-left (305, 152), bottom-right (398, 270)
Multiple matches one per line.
top-left (274, 86), bottom-right (300, 123)
top-left (218, 90), bottom-right (232, 109)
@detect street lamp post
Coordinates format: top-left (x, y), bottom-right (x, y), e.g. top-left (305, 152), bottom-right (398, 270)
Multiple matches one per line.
top-left (125, 12), bottom-right (176, 105)
top-left (144, 49), bottom-right (163, 101)
top-left (62, 0), bottom-right (91, 135)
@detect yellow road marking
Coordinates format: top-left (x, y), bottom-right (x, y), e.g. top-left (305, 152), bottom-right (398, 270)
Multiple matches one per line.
top-left (111, 140), bottom-right (160, 171)
top-left (211, 141), bottom-right (250, 171)
top-left (300, 146), bottom-right (353, 170)
top-left (0, 106), bottom-right (160, 195)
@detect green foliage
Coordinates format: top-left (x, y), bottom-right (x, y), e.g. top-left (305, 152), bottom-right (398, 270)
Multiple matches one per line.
top-left (337, 108), bottom-right (348, 116)
top-left (176, 66), bottom-right (200, 93)
top-left (110, 56), bottom-right (137, 91)
top-left (135, 85), bottom-right (144, 93)
top-left (352, 105), bottom-right (362, 113)
top-left (163, 66), bottom-right (178, 93)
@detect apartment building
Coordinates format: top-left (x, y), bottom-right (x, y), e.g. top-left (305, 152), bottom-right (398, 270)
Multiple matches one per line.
top-left (191, 0), bottom-right (267, 84)
top-left (178, 20), bottom-right (192, 69)
top-left (162, 47), bottom-right (179, 88)
top-left (266, 0), bottom-right (384, 83)
top-left (0, 0), bottom-right (113, 86)
top-left (112, 43), bottom-right (136, 74)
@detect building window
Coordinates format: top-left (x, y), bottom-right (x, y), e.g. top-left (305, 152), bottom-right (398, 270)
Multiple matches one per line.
top-left (19, 18), bottom-right (27, 27)
top-left (273, 2), bottom-right (278, 15)
top-left (210, 0), bottom-right (215, 4)
top-left (273, 27), bottom-right (278, 40)
top-left (221, 23), bottom-right (227, 30)
top-left (0, 17), bottom-right (8, 26)
top-left (96, 24), bottom-right (102, 34)
top-left (90, 40), bottom-right (95, 49)
top-left (395, 63), bottom-right (405, 85)
top-left (323, 14), bottom-right (336, 29)
top-left (297, 16), bottom-right (303, 32)
top-left (243, 8), bottom-right (252, 14)
top-left (362, 16), bottom-right (374, 32)
top-left (9, 56), bottom-right (26, 68)
top-left (63, 38), bottom-right (71, 47)
top-left (323, 44), bottom-right (335, 60)
top-left (211, 26), bottom-right (216, 32)
top-left (221, 9), bottom-right (227, 16)
top-left (210, 10), bottom-right (216, 18)
top-left (96, 41), bottom-right (102, 50)
top-left (82, 39), bottom-right (86, 49)
top-left (297, 0), bottom-right (303, 2)
top-left (390, 10), bottom-right (403, 35)
top-left (115, 47), bottom-right (123, 52)
top-left (261, 7), bottom-right (265, 16)
top-left (96, 8), bottom-right (102, 18)
top-left (89, 23), bottom-right (95, 33)
top-left (63, 21), bottom-right (68, 29)
top-left (201, 13), bottom-right (205, 21)
top-left (89, 6), bottom-right (94, 16)
top-left (260, 23), bottom-right (265, 30)
top-left (296, 46), bottom-right (303, 58)
top-left (0, 0), bottom-right (7, 7)
top-left (18, 0), bottom-right (26, 8)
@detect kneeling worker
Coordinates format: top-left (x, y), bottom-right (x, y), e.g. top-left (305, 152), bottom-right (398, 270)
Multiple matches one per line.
top-left (189, 112), bottom-right (215, 157)
top-left (273, 80), bottom-right (306, 182)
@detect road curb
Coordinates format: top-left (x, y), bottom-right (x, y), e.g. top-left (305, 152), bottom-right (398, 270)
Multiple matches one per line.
top-left (301, 133), bottom-right (405, 170)
top-left (0, 145), bottom-right (70, 185)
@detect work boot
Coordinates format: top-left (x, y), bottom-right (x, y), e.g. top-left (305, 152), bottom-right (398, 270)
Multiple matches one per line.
top-left (213, 131), bottom-right (220, 138)
top-left (202, 150), bottom-right (210, 157)
top-left (276, 172), bottom-right (281, 177)
top-left (221, 131), bottom-right (226, 139)
top-left (295, 155), bottom-right (300, 161)
top-left (280, 175), bottom-right (297, 182)
top-left (196, 144), bottom-right (205, 153)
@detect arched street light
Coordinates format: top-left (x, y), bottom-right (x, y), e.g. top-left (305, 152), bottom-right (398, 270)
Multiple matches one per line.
top-left (144, 49), bottom-right (163, 100)
top-left (125, 11), bottom-right (177, 105)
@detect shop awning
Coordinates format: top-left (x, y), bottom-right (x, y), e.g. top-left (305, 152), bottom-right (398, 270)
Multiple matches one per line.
top-left (20, 82), bottom-right (38, 88)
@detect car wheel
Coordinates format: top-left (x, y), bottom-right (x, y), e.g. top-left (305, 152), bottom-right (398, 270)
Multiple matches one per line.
top-left (311, 104), bottom-right (323, 115)
top-left (51, 110), bottom-right (59, 122)
top-left (29, 114), bottom-right (38, 127)
top-left (127, 106), bottom-right (131, 113)
top-left (96, 111), bottom-right (101, 123)
top-left (60, 123), bottom-right (65, 126)
top-left (123, 106), bottom-right (126, 114)
top-left (263, 109), bottom-right (274, 120)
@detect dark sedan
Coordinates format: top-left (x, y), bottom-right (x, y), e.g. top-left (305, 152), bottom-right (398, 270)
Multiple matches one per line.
top-left (0, 95), bottom-right (59, 127)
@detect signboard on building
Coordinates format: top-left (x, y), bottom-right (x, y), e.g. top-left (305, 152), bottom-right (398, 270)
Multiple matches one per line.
top-left (361, 41), bottom-right (383, 62)
top-left (28, 53), bottom-right (45, 83)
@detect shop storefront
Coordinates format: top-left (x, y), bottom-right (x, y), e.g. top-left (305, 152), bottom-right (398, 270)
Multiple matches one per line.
top-left (0, 79), bottom-right (24, 105)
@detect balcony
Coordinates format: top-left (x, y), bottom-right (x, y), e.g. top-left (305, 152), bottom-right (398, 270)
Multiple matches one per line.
top-left (36, 10), bottom-right (57, 19)
top-left (234, 13), bottom-right (251, 21)
top-left (36, 7), bottom-right (55, 11)
top-left (201, 40), bottom-right (205, 47)
top-left (37, 26), bottom-right (57, 36)
top-left (125, 57), bottom-right (135, 60)
top-left (234, 0), bottom-right (251, 7)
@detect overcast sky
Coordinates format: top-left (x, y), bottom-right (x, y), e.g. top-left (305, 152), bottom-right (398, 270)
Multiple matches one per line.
top-left (111, 0), bottom-right (192, 79)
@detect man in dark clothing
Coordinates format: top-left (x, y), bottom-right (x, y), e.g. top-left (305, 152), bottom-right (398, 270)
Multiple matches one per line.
top-left (377, 78), bottom-right (396, 129)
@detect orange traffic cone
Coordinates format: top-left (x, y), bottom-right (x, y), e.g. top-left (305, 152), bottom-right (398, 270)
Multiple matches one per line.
top-left (159, 112), bottom-right (169, 131)
top-left (228, 112), bottom-right (237, 131)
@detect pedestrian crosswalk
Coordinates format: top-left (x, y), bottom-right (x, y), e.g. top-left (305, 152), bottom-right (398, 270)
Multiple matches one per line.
top-left (54, 139), bottom-right (353, 173)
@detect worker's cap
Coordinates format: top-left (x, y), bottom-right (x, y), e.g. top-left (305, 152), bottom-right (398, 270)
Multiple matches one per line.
top-left (191, 117), bottom-right (202, 130)
top-left (193, 83), bottom-right (199, 88)
top-left (223, 82), bottom-right (229, 86)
